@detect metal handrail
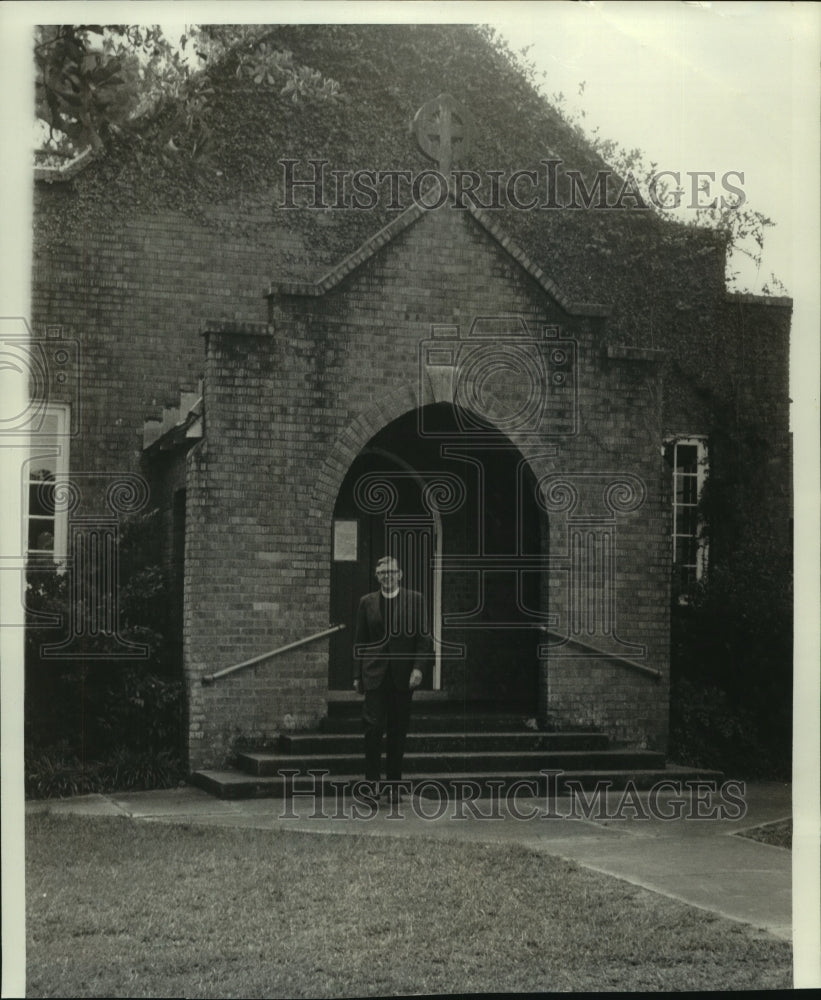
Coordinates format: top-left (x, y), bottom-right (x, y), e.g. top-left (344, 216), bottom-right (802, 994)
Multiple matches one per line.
top-left (539, 628), bottom-right (661, 680)
top-left (202, 623), bottom-right (346, 685)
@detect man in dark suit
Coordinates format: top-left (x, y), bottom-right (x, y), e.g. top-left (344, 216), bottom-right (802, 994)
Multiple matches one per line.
top-left (353, 555), bottom-right (432, 797)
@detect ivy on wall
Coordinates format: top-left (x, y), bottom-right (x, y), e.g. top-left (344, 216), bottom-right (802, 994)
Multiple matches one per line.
top-left (31, 23), bottom-right (793, 778)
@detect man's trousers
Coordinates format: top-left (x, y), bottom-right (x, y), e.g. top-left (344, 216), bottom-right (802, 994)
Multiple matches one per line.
top-left (363, 675), bottom-right (413, 782)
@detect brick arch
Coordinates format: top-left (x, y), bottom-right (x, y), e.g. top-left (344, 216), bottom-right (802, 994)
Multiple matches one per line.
top-left (310, 382), bottom-right (563, 523)
top-left (321, 391), bottom-right (557, 703)
top-left (310, 382), bottom-right (429, 521)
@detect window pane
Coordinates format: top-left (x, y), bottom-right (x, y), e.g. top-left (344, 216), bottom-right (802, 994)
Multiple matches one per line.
top-left (29, 480), bottom-right (56, 516)
top-left (25, 408), bottom-right (68, 564)
top-left (40, 413), bottom-right (59, 436)
top-left (678, 563), bottom-right (696, 593)
top-left (29, 462), bottom-right (58, 481)
top-left (675, 475), bottom-right (698, 505)
top-left (28, 518), bottom-right (55, 551)
top-left (676, 445), bottom-right (698, 474)
top-left (676, 506), bottom-right (698, 537)
top-left (675, 536), bottom-right (696, 566)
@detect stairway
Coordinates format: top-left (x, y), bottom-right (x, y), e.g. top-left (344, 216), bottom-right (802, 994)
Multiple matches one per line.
top-left (191, 695), bottom-right (722, 799)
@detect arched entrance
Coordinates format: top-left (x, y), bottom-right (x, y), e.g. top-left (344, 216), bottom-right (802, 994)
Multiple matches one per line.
top-left (329, 404), bottom-right (548, 710)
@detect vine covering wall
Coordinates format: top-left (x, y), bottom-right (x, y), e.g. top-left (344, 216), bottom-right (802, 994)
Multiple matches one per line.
top-left (30, 24), bottom-right (792, 780)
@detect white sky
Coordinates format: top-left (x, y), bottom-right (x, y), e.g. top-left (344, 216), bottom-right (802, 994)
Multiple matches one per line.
top-left (495, 2), bottom-right (812, 294)
top-left (6, 1), bottom-right (819, 292)
top-left (1, 2), bottom-right (819, 993)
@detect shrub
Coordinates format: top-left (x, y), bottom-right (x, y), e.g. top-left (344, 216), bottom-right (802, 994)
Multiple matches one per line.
top-left (668, 677), bottom-right (789, 780)
top-left (669, 554), bottom-right (792, 780)
top-left (25, 510), bottom-right (186, 797)
top-left (24, 743), bottom-right (185, 799)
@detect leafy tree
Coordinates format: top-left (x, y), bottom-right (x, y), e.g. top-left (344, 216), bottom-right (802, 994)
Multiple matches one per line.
top-left (34, 24), bottom-right (340, 165)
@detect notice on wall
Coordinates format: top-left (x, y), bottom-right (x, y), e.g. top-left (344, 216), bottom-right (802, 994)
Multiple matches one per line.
top-left (333, 519), bottom-right (358, 561)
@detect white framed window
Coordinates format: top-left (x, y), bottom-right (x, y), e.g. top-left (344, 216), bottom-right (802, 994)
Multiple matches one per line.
top-left (667, 436), bottom-right (708, 598)
top-left (25, 404), bottom-right (70, 564)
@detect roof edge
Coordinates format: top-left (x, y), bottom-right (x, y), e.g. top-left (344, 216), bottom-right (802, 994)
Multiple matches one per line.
top-left (465, 203), bottom-right (610, 316)
top-left (726, 292), bottom-right (793, 309)
top-left (268, 198), bottom-right (611, 317)
top-left (267, 202), bottom-right (427, 298)
top-left (34, 147), bottom-right (98, 184)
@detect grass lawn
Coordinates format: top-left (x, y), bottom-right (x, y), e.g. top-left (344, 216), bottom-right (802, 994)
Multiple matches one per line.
top-left (26, 814), bottom-right (791, 997)
top-left (736, 818), bottom-right (792, 850)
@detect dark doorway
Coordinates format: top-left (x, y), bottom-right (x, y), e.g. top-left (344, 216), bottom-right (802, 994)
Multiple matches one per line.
top-left (329, 446), bottom-right (437, 690)
top-left (329, 404), bottom-right (547, 710)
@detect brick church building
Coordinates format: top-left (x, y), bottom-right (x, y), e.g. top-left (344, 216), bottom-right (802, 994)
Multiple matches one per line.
top-left (27, 26), bottom-right (791, 784)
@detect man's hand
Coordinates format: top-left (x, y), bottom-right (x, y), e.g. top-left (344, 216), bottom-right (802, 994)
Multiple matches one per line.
top-left (353, 677), bottom-right (363, 695)
top-left (409, 668), bottom-right (423, 690)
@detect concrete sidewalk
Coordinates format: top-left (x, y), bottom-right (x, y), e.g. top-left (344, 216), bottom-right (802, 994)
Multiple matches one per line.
top-left (27, 779), bottom-right (793, 942)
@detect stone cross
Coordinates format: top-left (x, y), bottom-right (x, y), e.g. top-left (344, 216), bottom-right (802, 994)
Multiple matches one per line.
top-left (412, 93), bottom-right (473, 174)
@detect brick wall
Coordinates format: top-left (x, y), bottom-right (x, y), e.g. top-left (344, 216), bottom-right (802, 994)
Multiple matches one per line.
top-left (183, 206), bottom-right (671, 767)
top-left (30, 182), bottom-right (790, 772)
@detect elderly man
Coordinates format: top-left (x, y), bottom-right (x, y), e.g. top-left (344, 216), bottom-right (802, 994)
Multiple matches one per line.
top-left (353, 555), bottom-right (432, 798)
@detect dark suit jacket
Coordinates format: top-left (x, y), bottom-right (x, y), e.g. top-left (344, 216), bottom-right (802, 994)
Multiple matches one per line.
top-left (354, 587), bottom-right (433, 691)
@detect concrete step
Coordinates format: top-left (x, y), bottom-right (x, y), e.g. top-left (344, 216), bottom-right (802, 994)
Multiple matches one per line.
top-left (279, 731), bottom-right (610, 755)
top-left (325, 696), bottom-right (530, 718)
top-left (234, 748), bottom-right (667, 777)
top-left (189, 764), bottom-right (724, 801)
top-left (319, 713), bottom-right (545, 734)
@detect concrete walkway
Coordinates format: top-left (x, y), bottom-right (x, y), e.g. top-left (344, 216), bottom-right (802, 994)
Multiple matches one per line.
top-left (27, 779), bottom-right (793, 942)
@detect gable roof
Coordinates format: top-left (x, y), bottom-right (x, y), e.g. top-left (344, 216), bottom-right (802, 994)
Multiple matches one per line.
top-left (35, 25), bottom-right (606, 183)
top-left (268, 197), bottom-right (610, 317)
top-left (33, 23), bottom-right (728, 343)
